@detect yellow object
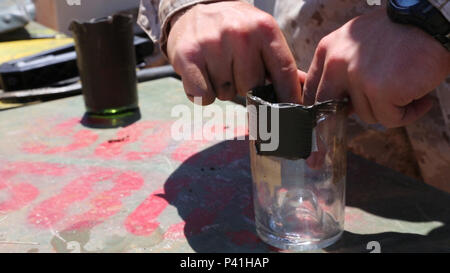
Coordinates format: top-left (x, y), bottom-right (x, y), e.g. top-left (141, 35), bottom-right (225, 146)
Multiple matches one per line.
top-left (0, 100), bottom-right (36, 110)
top-left (0, 37), bottom-right (73, 65)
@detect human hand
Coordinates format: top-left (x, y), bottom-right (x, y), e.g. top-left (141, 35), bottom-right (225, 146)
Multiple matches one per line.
top-left (303, 9), bottom-right (450, 128)
top-left (167, 1), bottom-right (304, 105)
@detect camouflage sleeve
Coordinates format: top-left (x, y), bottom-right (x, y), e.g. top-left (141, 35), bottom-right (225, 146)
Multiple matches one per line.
top-left (428, 0), bottom-right (450, 22)
top-left (138, 0), bottom-right (254, 54)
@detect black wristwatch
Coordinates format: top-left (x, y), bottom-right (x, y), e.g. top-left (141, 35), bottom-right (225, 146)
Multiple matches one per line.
top-left (387, 0), bottom-right (450, 51)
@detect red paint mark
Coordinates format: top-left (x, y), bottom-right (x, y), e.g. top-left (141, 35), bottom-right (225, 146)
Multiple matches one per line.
top-left (1, 162), bottom-right (70, 177)
top-left (51, 118), bottom-right (81, 136)
top-left (126, 176), bottom-right (243, 238)
top-left (28, 169), bottom-right (144, 230)
top-left (68, 171), bottom-right (144, 229)
top-left (345, 209), bottom-right (362, 223)
top-left (0, 162), bottom-right (68, 213)
top-left (22, 118), bottom-right (98, 154)
top-left (95, 121), bottom-right (171, 161)
top-left (124, 188), bottom-right (168, 236)
top-left (184, 207), bottom-right (218, 236)
top-left (125, 178), bottom-right (192, 236)
top-left (226, 230), bottom-right (261, 247)
top-left (125, 122), bottom-right (172, 161)
top-left (183, 182), bottom-right (237, 236)
top-left (0, 182), bottom-right (39, 212)
top-left (170, 139), bottom-right (208, 162)
top-left (94, 123), bottom-right (150, 159)
top-left (164, 221), bottom-right (186, 240)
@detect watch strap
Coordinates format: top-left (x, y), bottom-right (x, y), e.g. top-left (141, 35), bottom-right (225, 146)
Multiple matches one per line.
top-left (387, 0), bottom-right (450, 51)
top-left (428, 0), bottom-right (450, 22)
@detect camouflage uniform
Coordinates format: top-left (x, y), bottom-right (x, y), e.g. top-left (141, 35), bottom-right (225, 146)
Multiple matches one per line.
top-left (138, 0), bottom-right (450, 192)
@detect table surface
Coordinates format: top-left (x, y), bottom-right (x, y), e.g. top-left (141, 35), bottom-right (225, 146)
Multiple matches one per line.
top-left (0, 78), bottom-right (449, 253)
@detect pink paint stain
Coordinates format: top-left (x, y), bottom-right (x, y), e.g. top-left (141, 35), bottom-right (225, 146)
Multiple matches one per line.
top-left (67, 171), bottom-right (144, 230)
top-left (95, 121), bottom-right (171, 161)
top-left (0, 162), bottom-right (69, 213)
top-left (1, 162), bottom-right (69, 177)
top-left (22, 118), bottom-right (98, 154)
top-left (125, 178), bottom-right (192, 236)
top-left (182, 181), bottom-right (238, 237)
top-left (225, 230), bottom-right (261, 247)
top-left (28, 169), bottom-right (144, 230)
top-left (184, 207), bottom-right (219, 236)
top-left (0, 182), bottom-right (39, 212)
top-left (163, 185), bottom-right (252, 240)
top-left (171, 139), bottom-right (209, 163)
top-left (125, 176), bottom-right (245, 239)
top-left (164, 221), bottom-right (186, 240)
top-left (124, 188), bottom-right (168, 236)
top-left (125, 122), bottom-right (172, 161)
top-left (94, 122), bottom-right (152, 159)
top-left (345, 209), bottom-right (362, 224)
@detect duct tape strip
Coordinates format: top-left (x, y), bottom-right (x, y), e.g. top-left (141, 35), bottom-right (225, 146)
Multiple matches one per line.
top-left (247, 84), bottom-right (347, 160)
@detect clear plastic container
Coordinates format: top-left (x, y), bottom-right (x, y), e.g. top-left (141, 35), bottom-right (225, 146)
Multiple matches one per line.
top-left (248, 92), bottom-right (347, 251)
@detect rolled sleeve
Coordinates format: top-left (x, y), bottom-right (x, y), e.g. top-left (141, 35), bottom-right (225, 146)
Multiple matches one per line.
top-left (138, 0), bottom-right (253, 55)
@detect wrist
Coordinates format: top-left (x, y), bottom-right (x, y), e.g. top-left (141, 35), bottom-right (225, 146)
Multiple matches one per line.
top-left (169, 5), bottom-right (195, 33)
top-left (387, 0), bottom-right (450, 51)
top-left (165, 0), bottom-right (245, 57)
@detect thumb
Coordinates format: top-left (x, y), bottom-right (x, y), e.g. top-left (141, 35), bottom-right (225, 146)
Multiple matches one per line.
top-left (302, 45), bottom-right (326, 106)
top-left (260, 26), bottom-right (302, 103)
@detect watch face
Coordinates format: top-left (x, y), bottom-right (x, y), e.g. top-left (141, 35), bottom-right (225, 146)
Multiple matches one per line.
top-left (393, 0), bottom-right (421, 8)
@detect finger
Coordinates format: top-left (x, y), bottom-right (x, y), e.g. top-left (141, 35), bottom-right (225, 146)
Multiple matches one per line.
top-left (202, 36), bottom-right (237, 101)
top-left (295, 69), bottom-right (307, 99)
top-left (180, 62), bottom-right (216, 106)
top-left (260, 25), bottom-right (301, 103)
top-left (311, 55), bottom-right (378, 124)
top-left (297, 69), bottom-right (307, 87)
top-left (302, 44), bottom-right (326, 105)
top-left (169, 36), bottom-right (217, 105)
top-left (382, 95), bottom-right (433, 128)
top-left (347, 90), bottom-right (378, 124)
top-left (399, 95), bottom-right (433, 126)
top-left (370, 92), bottom-right (433, 128)
top-left (314, 67), bottom-right (347, 103)
top-left (232, 42), bottom-right (266, 96)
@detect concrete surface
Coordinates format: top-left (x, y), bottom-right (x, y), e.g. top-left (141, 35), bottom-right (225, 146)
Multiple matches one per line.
top-left (0, 78), bottom-right (449, 253)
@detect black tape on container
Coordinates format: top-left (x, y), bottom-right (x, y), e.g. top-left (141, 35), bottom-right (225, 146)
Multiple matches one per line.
top-left (247, 84), bottom-right (346, 160)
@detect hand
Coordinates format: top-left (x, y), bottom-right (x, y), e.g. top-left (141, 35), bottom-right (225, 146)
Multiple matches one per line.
top-left (303, 9), bottom-right (450, 128)
top-left (167, 1), bottom-right (304, 105)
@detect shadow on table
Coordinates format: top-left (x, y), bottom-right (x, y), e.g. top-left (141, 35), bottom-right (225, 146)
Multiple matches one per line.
top-left (161, 140), bottom-right (450, 253)
top-left (327, 153), bottom-right (450, 253)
